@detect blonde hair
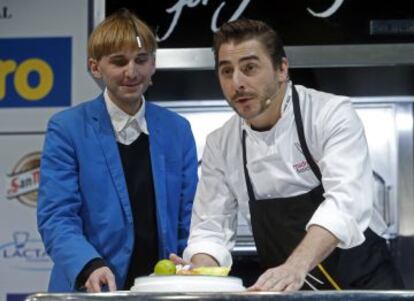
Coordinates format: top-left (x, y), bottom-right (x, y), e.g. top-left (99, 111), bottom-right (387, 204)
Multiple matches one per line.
top-left (88, 9), bottom-right (157, 60)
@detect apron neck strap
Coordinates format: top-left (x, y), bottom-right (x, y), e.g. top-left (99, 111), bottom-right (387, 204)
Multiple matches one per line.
top-left (241, 84), bottom-right (322, 202)
top-left (242, 129), bottom-right (256, 201)
top-left (291, 85), bottom-right (322, 182)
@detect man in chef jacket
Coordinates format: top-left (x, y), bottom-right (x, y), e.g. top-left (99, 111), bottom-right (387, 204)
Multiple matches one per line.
top-left (176, 19), bottom-right (404, 291)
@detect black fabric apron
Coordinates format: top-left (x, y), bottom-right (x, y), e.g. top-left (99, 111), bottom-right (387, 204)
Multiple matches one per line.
top-left (242, 86), bottom-right (404, 290)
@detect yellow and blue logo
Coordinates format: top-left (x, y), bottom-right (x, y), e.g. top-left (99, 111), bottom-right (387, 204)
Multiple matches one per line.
top-left (0, 37), bottom-right (71, 107)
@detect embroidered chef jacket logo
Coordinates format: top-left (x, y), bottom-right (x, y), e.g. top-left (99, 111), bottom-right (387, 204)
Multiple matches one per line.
top-left (293, 142), bottom-right (310, 173)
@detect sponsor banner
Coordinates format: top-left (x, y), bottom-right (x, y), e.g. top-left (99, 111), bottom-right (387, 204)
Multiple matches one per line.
top-left (0, 133), bottom-right (50, 300)
top-left (6, 294), bottom-right (31, 301)
top-left (0, 231), bottom-right (52, 271)
top-left (6, 152), bottom-right (41, 207)
top-left (0, 229), bottom-right (51, 301)
top-left (0, 1), bottom-right (97, 299)
top-left (0, 37), bottom-right (71, 108)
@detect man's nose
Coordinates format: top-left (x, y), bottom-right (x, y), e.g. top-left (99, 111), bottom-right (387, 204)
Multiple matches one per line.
top-left (125, 60), bottom-right (138, 78)
top-left (232, 69), bottom-right (246, 89)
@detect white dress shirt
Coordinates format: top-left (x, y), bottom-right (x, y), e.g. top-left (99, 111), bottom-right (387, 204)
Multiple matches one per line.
top-left (104, 89), bottom-right (149, 145)
top-left (183, 82), bottom-right (387, 267)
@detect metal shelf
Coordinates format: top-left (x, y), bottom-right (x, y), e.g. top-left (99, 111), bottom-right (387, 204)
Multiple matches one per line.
top-left (156, 44), bottom-right (414, 70)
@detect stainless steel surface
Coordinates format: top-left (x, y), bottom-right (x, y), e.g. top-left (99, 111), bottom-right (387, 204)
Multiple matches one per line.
top-left (284, 44), bottom-right (414, 68)
top-left (396, 104), bottom-right (414, 236)
top-left (156, 96), bottom-right (414, 108)
top-left (25, 291), bottom-right (414, 301)
top-left (354, 101), bottom-right (414, 237)
top-left (155, 45), bottom-right (414, 70)
top-left (88, 0), bottom-right (105, 34)
top-left (157, 48), bottom-right (214, 70)
top-left (354, 103), bottom-right (400, 238)
top-left (372, 171), bottom-right (392, 228)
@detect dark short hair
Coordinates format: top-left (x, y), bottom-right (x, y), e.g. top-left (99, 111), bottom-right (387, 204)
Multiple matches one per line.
top-left (213, 19), bottom-right (286, 70)
top-left (88, 8), bottom-right (157, 60)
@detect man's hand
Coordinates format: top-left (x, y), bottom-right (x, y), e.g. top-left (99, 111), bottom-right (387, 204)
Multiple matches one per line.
top-left (85, 266), bottom-right (116, 292)
top-left (249, 225), bottom-right (339, 292)
top-left (169, 253), bottom-right (188, 265)
top-left (169, 253), bottom-right (219, 268)
top-left (191, 253), bottom-right (219, 267)
top-left (248, 262), bottom-right (307, 291)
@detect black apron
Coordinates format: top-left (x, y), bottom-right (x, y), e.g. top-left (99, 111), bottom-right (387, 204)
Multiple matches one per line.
top-left (242, 86), bottom-right (404, 290)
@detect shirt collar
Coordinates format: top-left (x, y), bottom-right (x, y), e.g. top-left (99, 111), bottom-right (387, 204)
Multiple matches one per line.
top-left (104, 89), bottom-right (149, 135)
top-left (281, 81), bottom-right (293, 116)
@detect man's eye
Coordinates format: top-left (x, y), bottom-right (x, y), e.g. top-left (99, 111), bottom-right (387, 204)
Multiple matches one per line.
top-left (136, 57), bottom-right (149, 64)
top-left (220, 68), bottom-right (232, 77)
top-left (135, 54), bottom-right (151, 65)
top-left (243, 63), bottom-right (257, 73)
top-left (111, 59), bottom-right (128, 66)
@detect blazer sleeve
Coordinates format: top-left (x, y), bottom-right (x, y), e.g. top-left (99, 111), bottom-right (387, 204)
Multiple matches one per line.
top-left (37, 116), bottom-right (101, 290)
top-left (177, 120), bottom-right (198, 255)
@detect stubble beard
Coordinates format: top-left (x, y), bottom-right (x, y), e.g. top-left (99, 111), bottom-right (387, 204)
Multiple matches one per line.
top-left (231, 86), bottom-right (278, 121)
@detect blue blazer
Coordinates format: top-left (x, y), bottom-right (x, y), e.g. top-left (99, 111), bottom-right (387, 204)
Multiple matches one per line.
top-left (37, 95), bottom-right (198, 291)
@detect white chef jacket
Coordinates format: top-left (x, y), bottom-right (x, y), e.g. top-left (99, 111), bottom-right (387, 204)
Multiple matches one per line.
top-left (104, 89), bottom-right (149, 145)
top-left (183, 82), bottom-right (387, 267)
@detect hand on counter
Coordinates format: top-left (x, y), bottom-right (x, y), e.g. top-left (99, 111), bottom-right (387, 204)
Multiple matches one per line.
top-left (248, 262), bottom-right (306, 292)
top-left (248, 225), bottom-right (339, 291)
top-left (85, 266), bottom-right (117, 293)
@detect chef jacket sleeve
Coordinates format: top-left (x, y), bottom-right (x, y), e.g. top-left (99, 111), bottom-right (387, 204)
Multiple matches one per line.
top-left (307, 98), bottom-right (374, 249)
top-left (177, 120), bottom-right (199, 255)
top-left (183, 131), bottom-right (237, 267)
top-left (37, 116), bottom-right (101, 290)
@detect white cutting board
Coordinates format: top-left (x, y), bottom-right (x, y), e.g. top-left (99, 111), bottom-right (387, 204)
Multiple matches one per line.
top-left (130, 275), bottom-right (245, 292)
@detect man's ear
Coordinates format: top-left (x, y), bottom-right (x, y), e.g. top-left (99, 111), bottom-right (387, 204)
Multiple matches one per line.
top-left (150, 54), bottom-right (156, 76)
top-left (278, 57), bottom-right (289, 82)
top-left (88, 58), bottom-right (102, 79)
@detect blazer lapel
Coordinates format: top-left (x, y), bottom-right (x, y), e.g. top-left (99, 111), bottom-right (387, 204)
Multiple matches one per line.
top-left (87, 96), bottom-right (133, 224)
top-left (146, 103), bottom-right (167, 249)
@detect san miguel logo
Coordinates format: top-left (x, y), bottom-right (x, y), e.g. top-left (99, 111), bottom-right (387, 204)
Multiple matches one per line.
top-left (6, 152), bottom-right (41, 207)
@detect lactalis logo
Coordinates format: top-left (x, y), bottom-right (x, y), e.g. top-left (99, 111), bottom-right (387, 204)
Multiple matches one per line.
top-left (0, 231), bottom-right (51, 270)
top-left (6, 152), bottom-right (41, 207)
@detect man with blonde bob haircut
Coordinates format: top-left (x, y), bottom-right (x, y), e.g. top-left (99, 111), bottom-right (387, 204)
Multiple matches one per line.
top-left (38, 9), bottom-right (198, 292)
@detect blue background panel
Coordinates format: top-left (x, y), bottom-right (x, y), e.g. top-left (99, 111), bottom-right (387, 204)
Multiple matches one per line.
top-left (0, 37), bottom-right (71, 108)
